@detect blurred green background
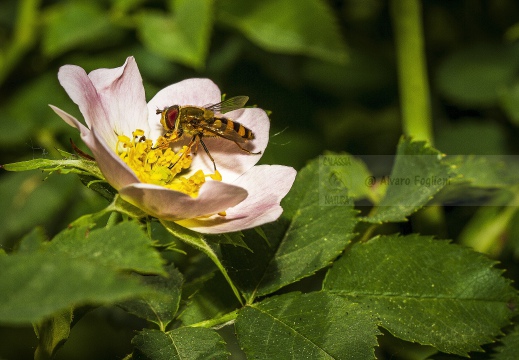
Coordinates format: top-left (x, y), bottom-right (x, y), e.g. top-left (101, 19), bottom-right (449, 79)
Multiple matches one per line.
top-left (2, 0), bottom-right (519, 358)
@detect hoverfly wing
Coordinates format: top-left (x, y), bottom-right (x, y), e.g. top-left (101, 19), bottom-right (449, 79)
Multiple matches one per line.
top-left (200, 123), bottom-right (247, 143)
top-left (205, 96), bottom-right (249, 114)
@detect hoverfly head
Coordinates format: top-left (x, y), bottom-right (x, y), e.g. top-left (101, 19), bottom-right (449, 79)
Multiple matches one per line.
top-left (159, 105), bottom-right (180, 131)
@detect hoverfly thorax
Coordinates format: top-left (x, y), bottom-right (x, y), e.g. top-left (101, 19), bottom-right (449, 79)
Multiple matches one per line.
top-left (157, 105), bottom-right (180, 132)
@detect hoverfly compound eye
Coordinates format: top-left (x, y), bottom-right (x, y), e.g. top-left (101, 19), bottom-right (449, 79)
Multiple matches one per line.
top-left (166, 106), bottom-right (180, 130)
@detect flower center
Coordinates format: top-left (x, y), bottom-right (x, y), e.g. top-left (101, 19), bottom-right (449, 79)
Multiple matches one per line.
top-left (116, 129), bottom-right (221, 197)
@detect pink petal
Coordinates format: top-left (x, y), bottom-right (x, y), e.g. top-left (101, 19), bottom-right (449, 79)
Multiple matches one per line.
top-left (49, 105), bottom-right (89, 137)
top-left (176, 165), bottom-right (296, 233)
top-left (49, 105), bottom-right (140, 190)
top-left (119, 180), bottom-right (248, 221)
top-left (88, 57), bottom-right (149, 144)
top-left (58, 65), bottom-right (110, 140)
top-left (88, 128), bottom-right (141, 190)
top-left (58, 57), bottom-right (148, 149)
top-left (147, 78), bottom-right (222, 141)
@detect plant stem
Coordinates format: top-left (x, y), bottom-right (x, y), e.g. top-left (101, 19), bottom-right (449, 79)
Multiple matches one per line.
top-left (189, 310), bottom-right (239, 329)
top-left (106, 211), bottom-right (119, 228)
top-left (460, 189), bottom-right (519, 256)
top-left (390, 0), bottom-right (433, 143)
top-left (391, 0), bottom-right (446, 235)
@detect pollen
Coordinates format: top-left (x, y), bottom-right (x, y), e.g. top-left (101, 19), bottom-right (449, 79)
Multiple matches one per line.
top-left (116, 130), bottom-right (220, 197)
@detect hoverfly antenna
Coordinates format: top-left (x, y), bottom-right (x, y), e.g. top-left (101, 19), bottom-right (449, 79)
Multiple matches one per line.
top-left (156, 108), bottom-right (162, 115)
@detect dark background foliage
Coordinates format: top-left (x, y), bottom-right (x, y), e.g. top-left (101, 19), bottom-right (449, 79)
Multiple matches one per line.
top-left (2, 0), bottom-right (519, 359)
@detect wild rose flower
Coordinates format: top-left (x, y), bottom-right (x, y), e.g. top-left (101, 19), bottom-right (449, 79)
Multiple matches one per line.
top-left (50, 56), bottom-right (296, 234)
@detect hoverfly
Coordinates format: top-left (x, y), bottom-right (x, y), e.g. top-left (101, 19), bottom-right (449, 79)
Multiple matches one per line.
top-left (155, 96), bottom-right (260, 171)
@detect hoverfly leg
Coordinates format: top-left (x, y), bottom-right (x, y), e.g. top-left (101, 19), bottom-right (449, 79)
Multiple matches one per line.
top-left (169, 135), bottom-right (217, 172)
top-left (192, 135), bottom-right (200, 155)
top-left (152, 129), bottom-right (181, 150)
top-left (199, 138), bottom-right (217, 171)
top-left (168, 136), bottom-right (197, 170)
top-left (233, 141), bottom-right (261, 155)
top-left (153, 132), bottom-right (171, 150)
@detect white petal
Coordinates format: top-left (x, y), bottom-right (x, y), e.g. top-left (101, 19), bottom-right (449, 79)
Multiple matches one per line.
top-left (119, 180), bottom-right (248, 221)
top-left (88, 57), bottom-right (149, 144)
top-left (177, 165), bottom-right (296, 233)
top-left (49, 105), bottom-right (139, 189)
top-left (147, 78), bottom-right (222, 141)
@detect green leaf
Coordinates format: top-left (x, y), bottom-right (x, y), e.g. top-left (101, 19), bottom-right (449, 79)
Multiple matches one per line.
top-left (321, 152), bottom-right (375, 202)
top-left (362, 138), bottom-right (452, 223)
top-left (493, 325), bottom-right (519, 360)
top-left (447, 155), bottom-right (519, 189)
top-left (119, 265), bottom-right (183, 331)
top-left (221, 157), bottom-right (358, 301)
top-left (324, 234), bottom-right (518, 356)
top-left (436, 43), bottom-right (519, 107)
top-left (178, 272), bottom-right (240, 326)
top-left (132, 328), bottom-right (228, 360)
top-left (137, 0), bottom-right (213, 69)
top-left (69, 195), bottom-right (148, 229)
top-left (2, 159), bottom-right (65, 171)
top-left (160, 220), bottom-right (243, 305)
top-left (235, 292), bottom-right (379, 360)
top-left (78, 174), bottom-right (117, 202)
top-left (0, 172), bottom-right (76, 248)
top-left (33, 308), bottom-right (73, 360)
top-left (18, 227), bottom-right (47, 253)
top-left (2, 157), bottom-right (104, 179)
top-left (207, 231), bottom-right (251, 252)
top-left (42, 2), bottom-right (124, 57)
top-left (160, 220), bottom-right (212, 256)
top-left (112, 195), bottom-right (148, 219)
top-left (217, 0), bottom-right (347, 64)
top-left (46, 222), bottom-right (165, 275)
top-left (435, 155), bottom-right (519, 207)
top-left (0, 252), bottom-right (150, 324)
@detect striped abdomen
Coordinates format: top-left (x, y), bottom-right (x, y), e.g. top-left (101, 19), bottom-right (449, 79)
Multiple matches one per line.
top-left (214, 117), bottom-right (254, 140)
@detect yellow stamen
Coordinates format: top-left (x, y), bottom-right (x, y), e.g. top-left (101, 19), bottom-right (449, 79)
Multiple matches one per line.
top-left (115, 129), bottom-right (221, 197)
